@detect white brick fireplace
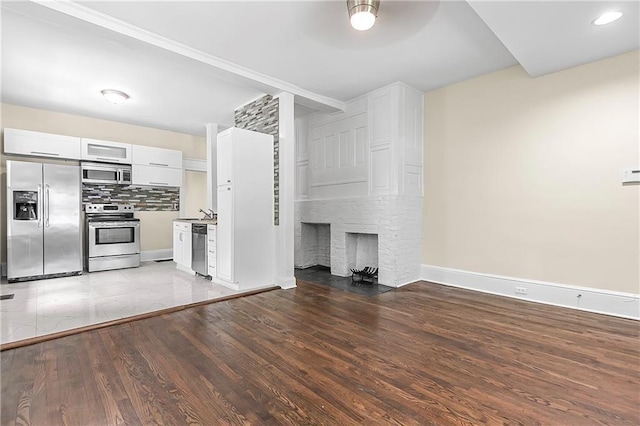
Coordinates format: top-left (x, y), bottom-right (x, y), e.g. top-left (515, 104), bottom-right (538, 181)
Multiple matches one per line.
top-left (294, 83), bottom-right (424, 287)
top-left (295, 196), bottom-right (422, 286)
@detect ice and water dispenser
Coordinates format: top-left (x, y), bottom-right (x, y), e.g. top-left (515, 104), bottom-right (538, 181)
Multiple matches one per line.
top-left (13, 191), bottom-right (38, 220)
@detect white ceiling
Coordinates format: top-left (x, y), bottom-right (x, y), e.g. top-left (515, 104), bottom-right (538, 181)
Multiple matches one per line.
top-left (1, 1), bottom-right (638, 136)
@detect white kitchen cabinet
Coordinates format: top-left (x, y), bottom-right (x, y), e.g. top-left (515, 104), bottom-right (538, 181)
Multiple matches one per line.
top-left (132, 164), bottom-right (182, 187)
top-left (4, 128), bottom-right (81, 160)
top-left (207, 224), bottom-right (217, 278)
top-left (81, 138), bottom-right (132, 164)
top-left (214, 127), bottom-right (274, 290)
top-left (216, 130), bottom-right (233, 185)
top-left (132, 145), bottom-right (182, 169)
top-left (132, 145), bottom-right (182, 187)
top-left (216, 186), bottom-right (232, 282)
top-left (173, 221), bottom-right (192, 272)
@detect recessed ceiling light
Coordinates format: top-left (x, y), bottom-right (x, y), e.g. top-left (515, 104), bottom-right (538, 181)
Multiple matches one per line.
top-left (101, 89), bottom-right (129, 104)
top-left (593, 11), bottom-right (622, 26)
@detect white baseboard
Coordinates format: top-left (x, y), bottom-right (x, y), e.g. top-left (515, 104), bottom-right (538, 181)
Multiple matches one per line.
top-left (175, 263), bottom-right (195, 275)
top-left (278, 276), bottom-right (297, 289)
top-left (420, 264), bottom-right (640, 320)
top-left (140, 249), bottom-right (173, 262)
top-left (211, 276), bottom-right (239, 291)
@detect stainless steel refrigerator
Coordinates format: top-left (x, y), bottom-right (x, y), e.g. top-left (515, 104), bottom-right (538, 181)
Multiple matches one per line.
top-left (7, 160), bottom-right (82, 282)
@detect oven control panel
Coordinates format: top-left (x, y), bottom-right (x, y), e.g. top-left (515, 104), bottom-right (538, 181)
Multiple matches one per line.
top-left (85, 204), bottom-right (135, 213)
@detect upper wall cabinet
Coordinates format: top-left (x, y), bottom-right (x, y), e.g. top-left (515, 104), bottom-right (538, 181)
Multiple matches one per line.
top-left (132, 164), bottom-right (182, 187)
top-left (131, 145), bottom-right (183, 187)
top-left (216, 130), bottom-right (233, 186)
top-left (4, 128), bottom-right (81, 160)
top-left (132, 145), bottom-right (182, 168)
top-left (81, 138), bottom-right (132, 164)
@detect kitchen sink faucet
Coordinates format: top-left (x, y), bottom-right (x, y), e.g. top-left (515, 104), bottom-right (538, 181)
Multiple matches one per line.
top-left (199, 208), bottom-right (215, 220)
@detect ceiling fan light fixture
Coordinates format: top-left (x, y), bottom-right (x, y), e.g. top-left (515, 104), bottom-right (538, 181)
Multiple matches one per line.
top-left (347, 0), bottom-right (380, 31)
top-left (593, 11), bottom-right (622, 26)
top-left (101, 89), bottom-right (129, 104)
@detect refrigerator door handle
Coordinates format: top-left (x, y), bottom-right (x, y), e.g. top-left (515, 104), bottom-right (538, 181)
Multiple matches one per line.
top-left (37, 184), bottom-right (43, 228)
top-left (45, 184), bottom-right (50, 228)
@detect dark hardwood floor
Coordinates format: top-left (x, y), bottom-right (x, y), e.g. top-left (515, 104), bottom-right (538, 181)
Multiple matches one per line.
top-left (2, 280), bottom-right (639, 425)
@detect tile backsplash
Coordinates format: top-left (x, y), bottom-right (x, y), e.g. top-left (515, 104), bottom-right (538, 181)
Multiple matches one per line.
top-left (83, 184), bottom-right (179, 211)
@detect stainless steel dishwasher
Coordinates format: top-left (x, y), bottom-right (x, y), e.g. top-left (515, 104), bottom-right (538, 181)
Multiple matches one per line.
top-left (191, 223), bottom-right (208, 276)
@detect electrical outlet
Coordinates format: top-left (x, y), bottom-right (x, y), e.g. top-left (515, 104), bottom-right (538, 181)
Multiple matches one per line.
top-left (515, 287), bottom-right (527, 295)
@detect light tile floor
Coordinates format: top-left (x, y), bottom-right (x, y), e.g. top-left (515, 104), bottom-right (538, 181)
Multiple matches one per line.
top-left (0, 261), bottom-right (240, 345)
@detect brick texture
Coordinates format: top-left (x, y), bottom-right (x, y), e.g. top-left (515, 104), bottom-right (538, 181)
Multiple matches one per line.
top-left (295, 196), bottom-right (423, 287)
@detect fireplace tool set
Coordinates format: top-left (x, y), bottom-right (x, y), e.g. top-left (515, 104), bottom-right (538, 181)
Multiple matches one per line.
top-left (350, 267), bottom-right (378, 285)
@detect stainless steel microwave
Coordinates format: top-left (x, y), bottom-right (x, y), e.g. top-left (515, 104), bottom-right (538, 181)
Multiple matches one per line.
top-left (81, 162), bottom-right (132, 185)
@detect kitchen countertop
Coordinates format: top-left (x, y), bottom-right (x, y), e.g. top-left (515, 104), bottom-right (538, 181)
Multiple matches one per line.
top-left (174, 218), bottom-right (217, 225)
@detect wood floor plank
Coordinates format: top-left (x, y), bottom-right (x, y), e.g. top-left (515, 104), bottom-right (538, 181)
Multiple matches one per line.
top-left (80, 332), bottom-right (130, 425)
top-left (138, 316), bottom-right (259, 424)
top-left (1, 280), bottom-right (639, 424)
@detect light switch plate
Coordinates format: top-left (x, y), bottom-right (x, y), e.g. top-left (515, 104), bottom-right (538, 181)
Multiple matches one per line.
top-left (622, 168), bottom-right (640, 184)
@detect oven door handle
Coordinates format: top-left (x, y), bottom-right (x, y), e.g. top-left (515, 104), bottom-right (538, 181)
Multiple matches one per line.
top-left (88, 221), bottom-right (140, 228)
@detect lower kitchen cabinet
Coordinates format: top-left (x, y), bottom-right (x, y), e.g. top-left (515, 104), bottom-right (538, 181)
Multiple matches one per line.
top-left (173, 221), bottom-right (192, 272)
top-left (207, 224), bottom-right (216, 278)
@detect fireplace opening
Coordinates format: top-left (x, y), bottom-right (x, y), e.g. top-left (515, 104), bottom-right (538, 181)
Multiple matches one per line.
top-left (299, 223), bottom-right (331, 268)
top-left (346, 233), bottom-right (378, 272)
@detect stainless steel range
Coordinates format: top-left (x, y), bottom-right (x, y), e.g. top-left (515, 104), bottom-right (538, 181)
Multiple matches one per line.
top-left (85, 204), bottom-right (140, 272)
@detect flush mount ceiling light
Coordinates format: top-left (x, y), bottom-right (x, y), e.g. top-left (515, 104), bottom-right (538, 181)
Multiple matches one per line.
top-left (593, 11), bottom-right (622, 26)
top-left (101, 89), bottom-right (129, 104)
top-left (347, 0), bottom-right (380, 31)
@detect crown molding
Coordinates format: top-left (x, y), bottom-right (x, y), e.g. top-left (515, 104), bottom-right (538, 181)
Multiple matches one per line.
top-left (31, 0), bottom-right (346, 113)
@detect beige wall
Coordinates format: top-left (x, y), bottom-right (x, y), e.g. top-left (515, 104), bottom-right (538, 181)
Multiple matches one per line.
top-left (423, 50), bottom-right (639, 294)
top-left (183, 170), bottom-right (208, 218)
top-left (1, 104), bottom-right (207, 260)
top-left (0, 104), bottom-right (206, 157)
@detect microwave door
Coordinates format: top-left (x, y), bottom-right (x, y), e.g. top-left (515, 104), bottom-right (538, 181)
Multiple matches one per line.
top-left (82, 167), bottom-right (118, 184)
